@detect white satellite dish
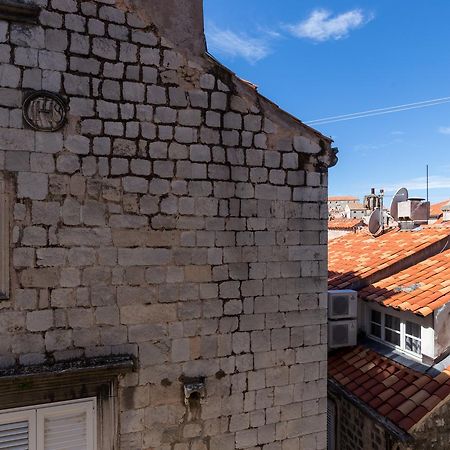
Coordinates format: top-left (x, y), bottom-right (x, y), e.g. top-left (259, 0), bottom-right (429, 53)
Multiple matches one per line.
top-left (368, 208), bottom-right (384, 237)
top-left (390, 188), bottom-right (408, 221)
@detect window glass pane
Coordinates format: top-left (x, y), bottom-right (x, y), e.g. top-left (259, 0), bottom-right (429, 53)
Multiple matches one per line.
top-left (371, 323), bottom-right (381, 338)
top-left (371, 310), bottom-right (381, 324)
top-left (406, 321), bottom-right (421, 338)
top-left (405, 336), bottom-right (421, 354)
top-left (385, 328), bottom-right (400, 346)
top-left (385, 314), bottom-right (400, 331)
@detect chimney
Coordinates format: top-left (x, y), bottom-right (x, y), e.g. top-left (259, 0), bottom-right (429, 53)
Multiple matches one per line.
top-left (397, 198), bottom-right (430, 228)
top-left (443, 203), bottom-right (450, 222)
top-left (129, 0), bottom-right (206, 56)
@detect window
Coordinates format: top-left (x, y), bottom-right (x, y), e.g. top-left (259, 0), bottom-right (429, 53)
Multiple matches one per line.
top-left (0, 173), bottom-right (9, 299)
top-left (405, 321), bottom-right (421, 354)
top-left (370, 310), bottom-right (382, 338)
top-left (369, 308), bottom-right (422, 356)
top-left (385, 314), bottom-right (401, 346)
top-left (0, 398), bottom-right (96, 450)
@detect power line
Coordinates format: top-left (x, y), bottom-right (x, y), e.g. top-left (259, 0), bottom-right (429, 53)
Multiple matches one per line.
top-left (306, 96), bottom-right (450, 125)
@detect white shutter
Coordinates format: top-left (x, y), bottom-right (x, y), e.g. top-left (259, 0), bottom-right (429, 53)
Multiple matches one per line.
top-left (0, 399), bottom-right (95, 450)
top-left (0, 421), bottom-right (29, 450)
top-left (37, 400), bottom-right (95, 450)
top-left (0, 411), bottom-right (36, 450)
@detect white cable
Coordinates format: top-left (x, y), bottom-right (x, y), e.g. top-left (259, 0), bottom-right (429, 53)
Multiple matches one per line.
top-left (307, 96), bottom-right (450, 125)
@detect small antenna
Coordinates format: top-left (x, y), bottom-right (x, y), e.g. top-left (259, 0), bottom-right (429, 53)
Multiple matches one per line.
top-left (426, 164), bottom-right (429, 202)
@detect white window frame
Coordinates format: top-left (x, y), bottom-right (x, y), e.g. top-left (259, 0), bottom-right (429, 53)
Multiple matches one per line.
top-left (0, 172), bottom-right (9, 299)
top-left (0, 397), bottom-right (96, 450)
top-left (368, 307), bottom-right (422, 359)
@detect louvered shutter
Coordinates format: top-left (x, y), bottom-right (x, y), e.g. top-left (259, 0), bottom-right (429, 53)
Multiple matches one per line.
top-left (327, 399), bottom-right (336, 450)
top-left (37, 400), bottom-right (95, 450)
top-left (0, 411), bottom-right (36, 450)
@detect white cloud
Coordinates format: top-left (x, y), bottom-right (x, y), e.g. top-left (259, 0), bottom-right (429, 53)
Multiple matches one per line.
top-left (206, 23), bottom-right (271, 64)
top-left (438, 126), bottom-right (450, 135)
top-left (287, 9), bottom-right (373, 42)
top-left (385, 176), bottom-right (450, 192)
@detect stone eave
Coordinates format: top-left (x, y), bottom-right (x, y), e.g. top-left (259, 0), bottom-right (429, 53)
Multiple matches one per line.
top-left (204, 52), bottom-right (333, 144)
top-left (0, 354), bottom-right (135, 382)
top-left (0, 0), bottom-right (40, 24)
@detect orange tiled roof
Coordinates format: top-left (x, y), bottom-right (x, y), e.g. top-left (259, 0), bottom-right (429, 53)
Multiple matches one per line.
top-left (329, 346), bottom-right (450, 432)
top-left (328, 196), bottom-right (358, 202)
top-left (430, 199), bottom-right (450, 217)
top-left (328, 219), bottom-right (364, 230)
top-left (328, 225), bottom-right (450, 289)
top-left (359, 249), bottom-right (450, 316)
top-left (347, 202), bottom-right (365, 210)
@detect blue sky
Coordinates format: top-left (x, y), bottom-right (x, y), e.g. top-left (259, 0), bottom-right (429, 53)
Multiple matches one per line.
top-left (203, 0), bottom-right (450, 204)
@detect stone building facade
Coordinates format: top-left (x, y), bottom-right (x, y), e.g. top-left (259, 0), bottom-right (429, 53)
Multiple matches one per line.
top-left (330, 388), bottom-right (450, 450)
top-left (0, 0), bottom-right (336, 448)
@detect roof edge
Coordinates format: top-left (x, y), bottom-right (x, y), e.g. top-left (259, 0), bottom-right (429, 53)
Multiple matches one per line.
top-left (328, 378), bottom-right (413, 442)
top-left (204, 52), bottom-right (333, 144)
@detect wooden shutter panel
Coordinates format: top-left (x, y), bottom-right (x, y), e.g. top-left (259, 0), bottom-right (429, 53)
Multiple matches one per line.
top-left (38, 400), bottom-right (95, 450)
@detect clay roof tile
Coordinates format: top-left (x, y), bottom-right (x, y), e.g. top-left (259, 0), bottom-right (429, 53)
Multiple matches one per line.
top-left (329, 346), bottom-right (450, 431)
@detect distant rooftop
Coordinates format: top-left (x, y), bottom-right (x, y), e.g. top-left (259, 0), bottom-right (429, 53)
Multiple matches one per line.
top-left (347, 202), bottom-right (365, 211)
top-left (328, 224), bottom-right (450, 289)
top-left (430, 199), bottom-right (450, 217)
top-left (328, 195), bottom-right (358, 202)
top-left (328, 218), bottom-right (364, 230)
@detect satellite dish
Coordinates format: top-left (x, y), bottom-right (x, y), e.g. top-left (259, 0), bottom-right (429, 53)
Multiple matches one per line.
top-left (369, 208), bottom-right (384, 237)
top-left (390, 188), bottom-right (408, 221)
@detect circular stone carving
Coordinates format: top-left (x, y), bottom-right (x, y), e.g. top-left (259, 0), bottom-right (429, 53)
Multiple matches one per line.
top-left (22, 91), bottom-right (67, 132)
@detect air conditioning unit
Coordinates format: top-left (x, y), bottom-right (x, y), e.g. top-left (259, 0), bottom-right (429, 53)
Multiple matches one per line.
top-left (329, 320), bottom-right (357, 349)
top-left (398, 199), bottom-right (430, 222)
top-left (328, 290), bottom-right (357, 320)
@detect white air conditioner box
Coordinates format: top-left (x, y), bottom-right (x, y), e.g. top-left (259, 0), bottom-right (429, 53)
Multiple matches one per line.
top-left (398, 200), bottom-right (430, 222)
top-left (328, 290), bottom-right (357, 320)
top-left (328, 319), bottom-right (357, 349)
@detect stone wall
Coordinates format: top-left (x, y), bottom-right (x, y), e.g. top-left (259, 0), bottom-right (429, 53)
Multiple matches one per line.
top-left (407, 400), bottom-right (450, 450)
top-left (329, 392), bottom-right (389, 450)
top-left (0, 0), bottom-right (335, 448)
top-left (330, 389), bottom-right (450, 450)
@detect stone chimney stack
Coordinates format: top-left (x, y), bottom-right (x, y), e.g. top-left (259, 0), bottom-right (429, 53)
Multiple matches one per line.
top-left (128, 0), bottom-right (206, 56)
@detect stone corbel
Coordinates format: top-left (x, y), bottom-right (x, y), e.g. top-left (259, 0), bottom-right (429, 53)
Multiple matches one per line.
top-left (0, 0), bottom-right (40, 24)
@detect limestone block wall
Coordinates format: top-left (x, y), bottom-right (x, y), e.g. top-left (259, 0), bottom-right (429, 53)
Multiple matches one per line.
top-left (0, 0), bottom-right (335, 448)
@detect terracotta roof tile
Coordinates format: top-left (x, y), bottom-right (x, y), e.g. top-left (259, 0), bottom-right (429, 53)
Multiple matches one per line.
top-left (328, 218), bottom-right (364, 230)
top-left (398, 416), bottom-right (415, 431)
top-left (329, 346), bottom-right (450, 431)
top-left (359, 248), bottom-right (450, 316)
top-left (430, 199), bottom-right (450, 217)
top-left (328, 196), bottom-right (358, 201)
top-left (329, 223), bottom-right (450, 296)
top-left (422, 395), bottom-right (442, 411)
